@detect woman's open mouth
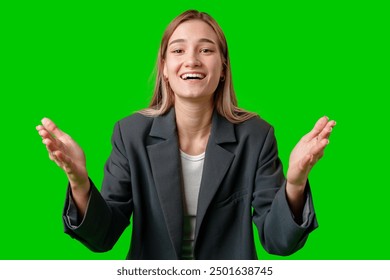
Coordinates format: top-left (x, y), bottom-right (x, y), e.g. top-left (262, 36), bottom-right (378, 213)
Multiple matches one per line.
top-left (180, 73), bottom-right (206, 80)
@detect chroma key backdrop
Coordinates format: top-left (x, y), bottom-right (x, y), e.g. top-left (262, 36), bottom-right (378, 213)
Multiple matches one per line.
top-left (1, 0), bottom-right (389, 260)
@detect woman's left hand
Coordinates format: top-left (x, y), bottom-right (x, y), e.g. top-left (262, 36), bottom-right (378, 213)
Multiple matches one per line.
top-left (286, 116), bottom-right (336, 189)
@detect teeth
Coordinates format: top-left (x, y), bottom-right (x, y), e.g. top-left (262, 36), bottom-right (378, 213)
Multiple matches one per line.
top-left (180, 73), bottom-right (205, 80)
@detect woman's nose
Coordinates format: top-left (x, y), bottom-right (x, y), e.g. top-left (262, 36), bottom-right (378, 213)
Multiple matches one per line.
top-left (184, 52), bottom-right (201, 67)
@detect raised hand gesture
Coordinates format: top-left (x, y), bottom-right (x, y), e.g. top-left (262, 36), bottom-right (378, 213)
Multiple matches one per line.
top-left (36, 118), bottom-right (90, 214)
top-left (285, 116), bottom-right (336, 217)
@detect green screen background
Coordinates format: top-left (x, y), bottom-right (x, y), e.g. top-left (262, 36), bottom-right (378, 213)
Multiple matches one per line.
top-left (1, 0), bottom-right (389, 259)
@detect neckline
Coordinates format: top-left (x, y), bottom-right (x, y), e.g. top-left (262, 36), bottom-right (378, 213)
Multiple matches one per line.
top-left (180, 150), bottom-right (205, 161)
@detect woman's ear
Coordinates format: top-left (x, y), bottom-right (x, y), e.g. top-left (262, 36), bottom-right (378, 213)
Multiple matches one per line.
top-left (220, 69), bottom-right (225, 82)
top-left (163, 60), bottom-right (168, 80)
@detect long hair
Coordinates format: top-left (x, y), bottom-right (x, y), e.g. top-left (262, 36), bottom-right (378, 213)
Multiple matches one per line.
top-left (140, 10), bottom-right (257, 123)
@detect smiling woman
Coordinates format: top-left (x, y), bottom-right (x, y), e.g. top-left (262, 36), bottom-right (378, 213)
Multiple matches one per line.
top-left (36, 9), bottom-right (336, 260)
top-left (140, 10), bottom-right (257, 124)
top-left (163, 20), bottom-right (223, 104)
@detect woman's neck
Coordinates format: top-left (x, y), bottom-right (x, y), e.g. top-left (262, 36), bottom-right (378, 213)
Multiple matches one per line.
top-left (174, 99), bottom-right (213, 155)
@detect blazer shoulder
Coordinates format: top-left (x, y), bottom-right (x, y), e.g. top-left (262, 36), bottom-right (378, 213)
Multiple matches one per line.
top-left (115, 112), bottom-right (154, 139)
top-left (236, 115), bottom-right (273, 138)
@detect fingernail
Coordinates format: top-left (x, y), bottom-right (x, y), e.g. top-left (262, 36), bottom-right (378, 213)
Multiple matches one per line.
top-left (42, 118), bottom-right (48, 124)
top-left (324, 116), bottom-right (329, 120)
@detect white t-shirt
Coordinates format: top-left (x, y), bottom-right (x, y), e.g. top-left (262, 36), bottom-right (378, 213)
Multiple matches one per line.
top-left (180, 150), bottom-right (205, 260)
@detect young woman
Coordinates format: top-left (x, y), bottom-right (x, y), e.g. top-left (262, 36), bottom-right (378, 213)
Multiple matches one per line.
top-left (36, 10), bottom-right (336, 259)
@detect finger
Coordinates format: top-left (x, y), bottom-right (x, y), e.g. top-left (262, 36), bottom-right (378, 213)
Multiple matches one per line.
top-left (36, 125), bottom-right (44, 131)
top-left (52, 156), bottom-right (63, 167)
top-left (55, 150), bottom-right (72, 166)
top-left (48, 149), bottom-right (63, 165)
top-left (45, 143), bottom-right (59, 161)
top-left (303, 116), bottom-right (329, 142)
top-left (38, 127), bottom-right (56, 142)
top-left (41, 118), bottom-right (66, 139)
top-left (43, 139), bottom-right (67, 165)
top-left (42, 135), bottom-right (67, 156)
top-left (310, 138), bottom-right (329, 158)
top-left (42, 136), bottom-right (73, 173)
top-left (51, 150), bottom-right (73, 173)
top-left (43, 138), bottom-right (60, 153)
top-left (317, 120), bottom-right (336, 142)
top-left (37, 125), bottom-right (53, 141)
top-left (40, 126), bottom-right (68, 158)
top-left (37, 126), bottom-right (65, 156)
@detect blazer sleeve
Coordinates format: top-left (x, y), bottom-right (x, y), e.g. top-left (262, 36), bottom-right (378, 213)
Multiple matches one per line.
top-left (62, 121), bottom-right (133, 252)
top-left (252, 126), bottom-right (318, 256)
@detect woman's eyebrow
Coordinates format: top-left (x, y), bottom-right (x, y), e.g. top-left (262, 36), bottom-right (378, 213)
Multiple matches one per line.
top-left (198, 38), bottom-right (216, 44)
top-left (168, 38), bottom-right (216, 46)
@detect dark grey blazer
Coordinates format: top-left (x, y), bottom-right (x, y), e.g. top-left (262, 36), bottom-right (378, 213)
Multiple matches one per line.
top-left (63, 108), bottom-right (318, 259)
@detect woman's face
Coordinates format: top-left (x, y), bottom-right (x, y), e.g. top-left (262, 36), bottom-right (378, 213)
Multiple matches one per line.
top-left (164, 20), bottom-right (223, 103)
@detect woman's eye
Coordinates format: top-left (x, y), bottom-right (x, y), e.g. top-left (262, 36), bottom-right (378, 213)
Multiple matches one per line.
top-left (201, 48), bottom-right (213, 53)
top-left (172, 49), bottom-right (183, 54)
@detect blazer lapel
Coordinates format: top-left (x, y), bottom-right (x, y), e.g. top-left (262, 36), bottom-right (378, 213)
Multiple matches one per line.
top-left (194, 111), bottom-right (236, 243)
top-left (146, 108), bottom-right (183, 259)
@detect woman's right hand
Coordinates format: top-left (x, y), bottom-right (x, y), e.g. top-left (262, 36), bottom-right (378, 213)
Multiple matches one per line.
top-left (37, 118), bottom-right (90, 204)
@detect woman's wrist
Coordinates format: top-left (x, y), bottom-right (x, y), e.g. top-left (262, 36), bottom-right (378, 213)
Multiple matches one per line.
top-left (70, 177), bottom-right (91, 197)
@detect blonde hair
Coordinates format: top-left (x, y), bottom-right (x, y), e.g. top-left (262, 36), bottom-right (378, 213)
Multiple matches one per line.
top-left (140, 10), bottom-right (257, 123)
